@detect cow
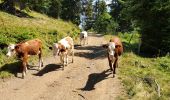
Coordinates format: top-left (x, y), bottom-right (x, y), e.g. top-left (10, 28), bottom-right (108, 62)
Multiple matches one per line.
top-left (102, 36), bottom-right (123, 77)
top-left (6, 39), bottom-right (43, 78)
top-left (80, 31), bottom-right (88, 46)
top-left (50, 36), bottom-right (74, 70)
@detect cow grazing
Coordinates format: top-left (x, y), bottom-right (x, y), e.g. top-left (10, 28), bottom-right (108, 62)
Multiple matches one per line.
top-left (50, 36), bottom-right (74, 70)
top-left (103, 36), bottom-right (123, 76)
top-left (80, 31), bottom-right (88, 46)
top-left (6, 39), bottom-right (43, 78)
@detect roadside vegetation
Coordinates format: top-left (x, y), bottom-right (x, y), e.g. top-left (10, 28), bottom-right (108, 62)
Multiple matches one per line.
top-left (0, 10), bottom-right (80, 78)
top-left (105, 32), bottom-right (170, 99)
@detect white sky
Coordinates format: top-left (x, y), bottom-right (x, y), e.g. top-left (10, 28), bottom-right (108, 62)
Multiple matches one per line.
top-left (105, 0), bottom-right (112, 5)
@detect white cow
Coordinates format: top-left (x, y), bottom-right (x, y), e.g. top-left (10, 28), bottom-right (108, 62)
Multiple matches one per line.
top-left (51, 36), bottom-right (74, 70)
top-left (80, 31), bottom-right (88, 46)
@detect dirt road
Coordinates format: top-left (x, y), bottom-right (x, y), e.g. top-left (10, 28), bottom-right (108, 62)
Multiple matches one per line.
top-left (0, 34), bottom-right (125, 100)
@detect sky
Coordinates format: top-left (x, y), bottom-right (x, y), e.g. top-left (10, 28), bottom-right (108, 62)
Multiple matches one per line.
top-left (105, 0), bottom-right (112, 5)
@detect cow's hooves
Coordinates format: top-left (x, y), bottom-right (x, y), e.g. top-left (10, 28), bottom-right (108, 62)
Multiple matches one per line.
top-left (14, 73), bottom-right (18, 77)
top-left (113, 74), bottom-right (115, 78)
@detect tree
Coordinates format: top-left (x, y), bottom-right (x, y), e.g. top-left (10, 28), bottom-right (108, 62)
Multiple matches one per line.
top-left (94, 12), bottom-right (118, 34)
top-left (48, 0), bottom-right (62, 18)
top-left (61, 0), bottom-right (81, 25)
top-left (98, 0), bottom-right (107, 15)
top-left (81, 0), bottom-right (94, 30)
top-left (109, 0), bottom-right (132, 32)
top-left (93, 0), bottom-right (118, 34)
top-left (0, 0), bottom-right (16, 13)
top-left (124, 0), bottom-right (170, 55)
top-left (31, 0), bottom-right (50, 14)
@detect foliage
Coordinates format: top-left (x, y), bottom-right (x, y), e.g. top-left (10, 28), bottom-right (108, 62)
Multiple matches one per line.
top-left (94, 12), bottom-right (118, 34)
top-left (98, 0), bottom-right (107, 15)
top-left (83, 0), bottom-right (94, 30)
top-left (60, 0), bottom-right (81, 25)
top-left (30, 0), bottom-right (51, 14)
top-left (123, 0), bottom-right (170, 55)
top-left (48, 0), bottom-right (62, 18)
top-left (109, 0), bottom-right (132, 32)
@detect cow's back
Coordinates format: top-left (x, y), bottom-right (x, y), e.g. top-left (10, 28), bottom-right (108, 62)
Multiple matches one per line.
top-left (65, 37), bottom-right (74, 46)
top-left (15, 39), bottom-right (42, 55)
top-left (110, 36), bottom-right (123, 56)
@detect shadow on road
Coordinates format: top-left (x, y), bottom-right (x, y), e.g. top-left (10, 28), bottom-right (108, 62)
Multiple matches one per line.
top-left (0, 61), bottom-right (22, 78)
top-left (79, 69), bottom-right (112, 91)
top-left (74, 45), bottom-right (107, 60)
top-left (34, 64), bottom-right (62, 76)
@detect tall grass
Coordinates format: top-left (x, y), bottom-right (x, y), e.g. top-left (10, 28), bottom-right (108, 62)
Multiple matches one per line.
top-left (105, 32), bottom-right (170, 99)
top-left (0, 11), bottom-right (80, 78)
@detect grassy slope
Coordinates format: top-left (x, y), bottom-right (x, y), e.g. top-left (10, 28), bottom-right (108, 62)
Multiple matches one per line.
top-left (0, 11), bottom-right (80, 78)
top-left (105, 33), bottom-right (170, 100)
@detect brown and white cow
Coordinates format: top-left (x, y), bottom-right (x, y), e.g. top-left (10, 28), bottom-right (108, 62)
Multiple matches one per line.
top-left (103, 36), bottom-right (123, 76)
top-left (50, 36), bottom-right (74, 70)
top-left (80, 31), bottom-right (88, 46)
top-left (6, 39), bottom-right (43, 78)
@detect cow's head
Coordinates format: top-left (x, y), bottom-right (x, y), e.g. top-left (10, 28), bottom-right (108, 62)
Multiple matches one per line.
top-left (51, 43), bottom-right (59, 57)
top-left (103, 42), bottom-right (121, 56)
top-left (52, 43), bottom-right (66, 57)
top-left (6, 44), bottom-right (16, 57)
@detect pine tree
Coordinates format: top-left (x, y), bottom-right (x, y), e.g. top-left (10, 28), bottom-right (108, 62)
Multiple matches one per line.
top-left (61, 0), bottom-right (81, 25)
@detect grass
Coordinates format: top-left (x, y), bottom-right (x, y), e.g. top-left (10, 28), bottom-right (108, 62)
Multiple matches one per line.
top-left (0, 10), bottom-right (80, 78)
top-left (104, 32), bottom-right (170, 100)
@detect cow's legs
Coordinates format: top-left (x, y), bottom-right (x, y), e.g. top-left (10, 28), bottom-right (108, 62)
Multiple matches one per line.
top-left (108, 54), bottom-right (113, 71)
top-left (60, 55), bottom-right (64, 70)
top-left (63, 55), bottom-right (67, 70)
top-left (72, 47), bottom-right (74, 63)
top-left (25, 61), bottom-right (29, 70)
top-left (86, 37), bottom-right (88, 45)
top-left (80, 38), bottom-right (82, 46)
top-left (22, 55), bottom-right (28, 79)
top-left (66, 54), bottom-right (68, 66)
top-left (113, 58), bottom-right (118, 74)
top-left (25, 63), bottom-right (28, 73)
top-left (38, 49), bottom-right (43, 70)
top-left (22, 62), bottom-right (26, 79)
top-left (108, 60), bottom-right (113, 71)
top-left (83, 38), bottom-right (85, 46)
top-left (60, 55), bottom-right (64, 64)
